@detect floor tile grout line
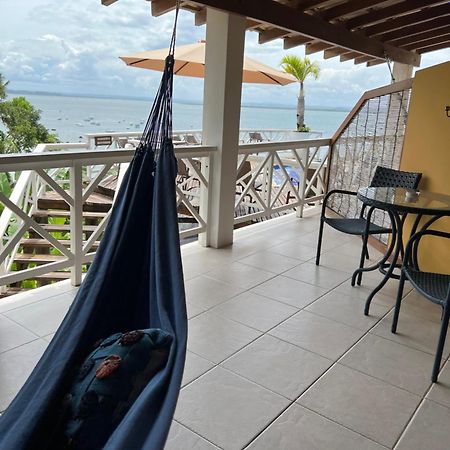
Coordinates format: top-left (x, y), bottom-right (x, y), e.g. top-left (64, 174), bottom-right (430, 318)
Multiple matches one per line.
top-left (392, 365), bottom-right (450, 449)
top-left (0, 336), bottom-right (42, 357)
top-left (0, 313), bottom-right (46, 341)
top-left (391, 396), bottom-right (428, 449)
top-left (187, 269), bottom-right (391, 371)
top-left (172, 419), bottom-right (225, 449)
top-left (0, 286), bottom-right (77, 315)
top-left (291, 403), bottom-right (392, 450)
top-left (369, 319), bottom-right (450, 358)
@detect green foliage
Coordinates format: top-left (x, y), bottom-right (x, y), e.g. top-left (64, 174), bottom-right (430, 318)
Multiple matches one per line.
top-left (0, 73), bottom-right (58, 154)
top-left (298, 124), bottom-right (311, 132)
top-left (280, 55), bottom-right (320, 84)
top-left (0, 173), bottom-right (12, 215)
top-left (0, 73), bottom-right (8, 100)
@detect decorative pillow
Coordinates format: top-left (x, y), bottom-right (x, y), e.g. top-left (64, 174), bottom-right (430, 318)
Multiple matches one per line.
top-left (61, 328), bottom-right (172, 450)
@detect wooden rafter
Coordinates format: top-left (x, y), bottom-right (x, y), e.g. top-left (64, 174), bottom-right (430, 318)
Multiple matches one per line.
top-left (193, 6), bottom-right (260, 27)
top-left (151, 0), bottom-right (180, 16)
top-left (367, 59), bottom-right (385, 66)
top-left (345, 0), bottom-right (448, 30)
top-left (387, 25), bottom-right (450, 46)
top-left (283, 36), bottom-right (312, 49)
top-left (101, 0), bottom-right (118, 5)
top-left (364, 3), bottom-right (450, 36)
top-left (305, 41), bottom-right (333, 54)
top-left (296, 0), bottom-right (336, 10)
top-left (195, 8), bottom-right (207, 25)
top-left (323, 47), bottom-right (351, 59)
top-left (403, 33), bottom-right (450, 50)
top-left (188, 0), bottom-right (420, 65)
top-left (340, 51), bottom-right (360, 62)
top-left (259, 28), bottom-right (292, 44)
top-left (354, 55), bottom-right (376, 65)
top-left (377, 16), bottom-right (450, 42)
top-left (417, 39), bottom-right (450, 53)
top-left (321, 0), bottom-right (389, 21)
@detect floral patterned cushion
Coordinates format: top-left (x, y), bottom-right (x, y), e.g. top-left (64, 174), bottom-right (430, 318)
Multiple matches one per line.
top-left (61, 328), bottom-right (172, 450)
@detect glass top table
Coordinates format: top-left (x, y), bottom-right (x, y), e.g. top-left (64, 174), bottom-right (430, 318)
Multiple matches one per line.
top-left (355, 187), bottom-right (450, 315)
top-left (357, 187), bottom-right (450, 216)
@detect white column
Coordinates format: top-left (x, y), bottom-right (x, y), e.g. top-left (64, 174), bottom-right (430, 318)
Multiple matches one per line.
top-left (70, 164), bottom-right (83, 286)
top-left (392, 62), bottom-right (413, 82)
top-left (199, 8), bottom-right (246, 248)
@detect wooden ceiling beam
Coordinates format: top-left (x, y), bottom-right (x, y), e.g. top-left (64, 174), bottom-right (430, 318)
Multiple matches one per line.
top-left (195, 6), bottom-right (259, 27)
top-left (259, 28), bottom-right (292, 44)
top-left (195, 8), bottom-right (207, 25)
top-left (321, 0), bottom-right (389, 21)
top-left (101, 0), bottom-right (119, 5)
top-left (364, 4), bottom-right (450, 36)
top-left (296, 0), bottom-right (336, 11)
top-left (417, 39), bottom-right (450, 53)
top-left (345, 0), bottom-right (447, 30)
top-left (305, 41), bottom-right (334, 54)
top-left (354, 55), bottom-right (377, 65)
top-left (189, 0), bottom-right (421, 65)
top-left (340, 51), bottom-right (360, 62)
top-left (283, 36), bottom-right (312, 49)
top-left (387, 25), bottom-right (450, 46)
top-left (403, 33), bottom-right (450, 50)
top-left (377, 16), bottom-right (450, 41)
top-left (323, 47), bottom-right (349, 59)
top-left (151, 0), bottom-right (180, 17)
top-left (366, 59), bottom-right (385, 66)
top-left (246, 19), bottom-right (261, 29)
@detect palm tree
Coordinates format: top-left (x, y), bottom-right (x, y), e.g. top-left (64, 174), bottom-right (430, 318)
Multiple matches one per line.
top-left (280, 55), bottom-right (320, 131)
top-left (0, 73), bottom-right (9, 100)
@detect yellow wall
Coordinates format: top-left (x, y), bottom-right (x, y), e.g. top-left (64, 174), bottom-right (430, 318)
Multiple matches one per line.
top-left (400, 60), bottom-right (450, 273)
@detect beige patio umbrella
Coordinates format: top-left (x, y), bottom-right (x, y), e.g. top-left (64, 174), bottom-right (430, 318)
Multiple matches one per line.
top-left (120, 40), bottom-right (296, 85)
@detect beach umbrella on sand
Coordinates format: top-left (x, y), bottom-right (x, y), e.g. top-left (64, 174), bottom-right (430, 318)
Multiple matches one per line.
top-left (120, 40), bottom-right (296, 85)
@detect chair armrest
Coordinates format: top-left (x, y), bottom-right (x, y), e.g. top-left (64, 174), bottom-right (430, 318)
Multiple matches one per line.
top-left (404, 229), bottom-right (450, 269)
top-left (321, 189), bottom-right (357, 218)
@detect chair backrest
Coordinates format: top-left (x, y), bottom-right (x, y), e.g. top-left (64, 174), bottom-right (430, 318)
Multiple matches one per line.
top-left (370, 166), bottom-right (422, 189)
top-left (249, 132), bottom-right (263, 142)
top-left (177, 159), bottom-right (189, 177)
top-left (237, 160), bottom-right (252, 185)
top-left (185, 134), bottom-right (199, 145)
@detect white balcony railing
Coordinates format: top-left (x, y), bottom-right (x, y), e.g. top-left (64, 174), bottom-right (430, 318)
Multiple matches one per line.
top-left (235, 138), bottom-right (330, 224)
top-left (0, 142), bottom-right (214, 290)
top-left (0, 134), bottom-right (331, 291)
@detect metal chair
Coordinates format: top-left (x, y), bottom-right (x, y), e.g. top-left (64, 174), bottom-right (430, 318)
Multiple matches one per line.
top-left (248, 132), bottom-right (264, 143)
top-left (315, 166), bottom-right (422, 266)
top-left (391, 228), bottom-right (450, 382)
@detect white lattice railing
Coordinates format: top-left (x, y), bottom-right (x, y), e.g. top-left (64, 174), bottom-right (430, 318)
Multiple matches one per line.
top-left (234, 138), bottom-right (331, 224)
top-left (0, 133), bottom-right (331, 290)
top-left (85, 129), bottom-right (322, 149)
top-left (0, 144), bottom-right (213, 289)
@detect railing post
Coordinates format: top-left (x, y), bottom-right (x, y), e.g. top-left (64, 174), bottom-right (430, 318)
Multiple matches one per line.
top-left (70, 164), bottom-right (83, 286)
top-left (297, 147), bottom-right (308, 218)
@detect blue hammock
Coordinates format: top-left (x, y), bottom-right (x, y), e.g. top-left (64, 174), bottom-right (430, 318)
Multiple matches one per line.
top-left (0, 9), bottom-right (187, 450)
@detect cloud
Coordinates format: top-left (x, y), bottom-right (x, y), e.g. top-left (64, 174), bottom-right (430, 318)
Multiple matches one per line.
top-left (0, 0), bottom-right (448, 107)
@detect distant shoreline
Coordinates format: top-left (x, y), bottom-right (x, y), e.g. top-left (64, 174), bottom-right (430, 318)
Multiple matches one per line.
top-left (9, 89), bottom-right (351, 113)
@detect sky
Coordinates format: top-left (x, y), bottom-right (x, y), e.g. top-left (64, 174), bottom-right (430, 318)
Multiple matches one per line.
top-left (1, 0), bottom-right (449, 109)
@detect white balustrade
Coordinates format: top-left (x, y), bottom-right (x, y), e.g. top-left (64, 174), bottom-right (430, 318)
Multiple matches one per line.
top-left (0, 135), bottom-right (331, 290)
top-left (234, 138), bottom-right (331, 224)
top-left (0, 143), bottom-right (214, 289)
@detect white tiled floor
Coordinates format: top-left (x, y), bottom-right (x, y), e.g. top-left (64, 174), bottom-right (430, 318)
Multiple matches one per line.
top-left (1, 211), bottom-right (450, 449)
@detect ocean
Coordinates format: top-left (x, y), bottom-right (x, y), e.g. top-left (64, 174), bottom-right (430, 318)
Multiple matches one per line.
top-left (10, 92), bottom-right (349, 143)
